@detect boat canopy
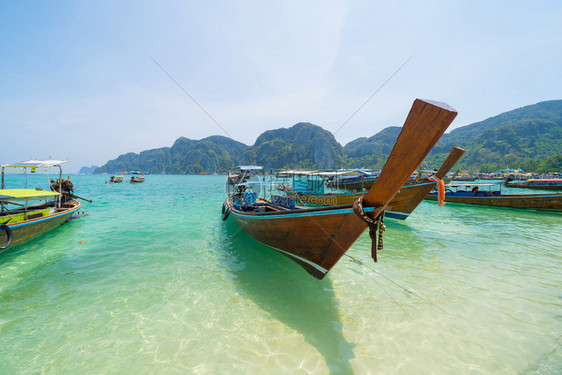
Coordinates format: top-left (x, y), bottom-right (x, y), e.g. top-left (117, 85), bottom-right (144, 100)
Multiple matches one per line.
top-left (237, 166), bottom-right (262, 170)
top-left (0, 189), bottom-right (60, 202)
top-left (1, 159), bottom-right (67, 172)
top-left (277, 170), bottom-right (318, 176)
top-left (235, 182), bottom-right (277, 187)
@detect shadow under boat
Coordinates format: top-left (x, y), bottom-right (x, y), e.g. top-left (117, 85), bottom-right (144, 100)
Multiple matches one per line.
top-left (217, 219), bottom-right (356, 374)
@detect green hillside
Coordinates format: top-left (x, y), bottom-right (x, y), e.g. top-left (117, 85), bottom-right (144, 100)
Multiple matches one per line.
top-left (95, 136), bottom-right (248, 174)
top-left (424, 100), bottom-right (562, 172)
top-left (93, 100), bottom-right (562, 174)
top-left (239, 122), bottom-right (344, 170)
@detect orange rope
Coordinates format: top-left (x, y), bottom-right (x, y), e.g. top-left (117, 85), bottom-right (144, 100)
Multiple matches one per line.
top-left (429, 176), bottom-right (446, 206)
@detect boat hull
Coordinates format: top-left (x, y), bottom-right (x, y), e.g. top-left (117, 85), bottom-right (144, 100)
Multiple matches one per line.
top-left (0, 201), bottom-right (82, 250)
top-left (227, 200), bottom-right (368, 279)
top-left (425, 193), bottom-right (562, 211)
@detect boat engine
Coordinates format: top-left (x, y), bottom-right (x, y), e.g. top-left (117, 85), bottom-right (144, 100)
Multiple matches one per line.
top-left (50, 178), bottom-right (75, 203)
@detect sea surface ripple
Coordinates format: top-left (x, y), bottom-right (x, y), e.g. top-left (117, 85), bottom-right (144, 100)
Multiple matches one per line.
top-left (0, 175), bottom-right (560, 374)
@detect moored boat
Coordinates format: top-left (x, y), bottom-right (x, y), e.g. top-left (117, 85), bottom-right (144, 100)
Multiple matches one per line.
top-left (227, 166), bottom-right (262, 185)
top-left (222, 99), bottom-right (458, 279)
top-left (109, 172), bottom-right (124, 183)
top-left (425, 183), bottom-right (562, 211)
top-left (504, 178), bottom-right (562, 190)
top-left (0, 160), bottom-right (87, 251)
top-left (130, 173), bottom-right (145, 183)
top-left (282, 147), bottom-right (466, 219)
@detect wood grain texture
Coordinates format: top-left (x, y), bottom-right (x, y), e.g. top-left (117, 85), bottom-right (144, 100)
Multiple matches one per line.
top-left (434, 147), bottom-right (465, 179)
top-left (230, 199), bottom-right (368, 279)
top-left (362, 100), bottom-right (457, 219)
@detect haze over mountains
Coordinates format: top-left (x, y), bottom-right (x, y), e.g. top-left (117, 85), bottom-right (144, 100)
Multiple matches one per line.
top-left (89, 100), bottom-right (562, 174)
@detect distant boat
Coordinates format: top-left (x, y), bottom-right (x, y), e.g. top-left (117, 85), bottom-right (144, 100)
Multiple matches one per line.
top-left (0, 160), bottom-right (88, 251)
top-left (130, 173), bottom-right (145, 183)
top-left (325, 170), bottom-right (379, 190)
top-left (281, 147), bottom-right (465, 220)
top-left (425, 183), bottom-right (562, 211)
top-left (109, 172), bottom-right (124, 183)
top-left (504, 178), bottom-right (562, 190)
top-left (227, 166), bottom-right (262, 185)
top-left (222, 99), bottom-right (458, 279)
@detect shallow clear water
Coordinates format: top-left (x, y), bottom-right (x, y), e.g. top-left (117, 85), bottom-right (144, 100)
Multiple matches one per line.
top-left (1, 175), bottom-right (560, 374)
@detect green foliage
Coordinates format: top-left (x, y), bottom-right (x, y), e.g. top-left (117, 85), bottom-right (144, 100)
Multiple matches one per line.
top-left (519, 153), bottom-right (562, 173)
top-left (423, 100), bottom-right (562, 171)
top-left (240, 122), bottom-right (344, 170)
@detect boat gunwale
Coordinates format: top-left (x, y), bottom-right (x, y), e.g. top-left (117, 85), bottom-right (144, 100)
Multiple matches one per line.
top-left (6, 201), bottom-right (82, 229)
top-left (229, 204), bottom-right (379, 219)
top-left (226, 196), bottom-right (380, 219)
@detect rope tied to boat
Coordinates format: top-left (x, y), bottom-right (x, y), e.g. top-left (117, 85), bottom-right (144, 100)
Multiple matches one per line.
top-left (352, 197), bottom-right (385, 262)
top-left (428, 175), bottom-right (446, 206)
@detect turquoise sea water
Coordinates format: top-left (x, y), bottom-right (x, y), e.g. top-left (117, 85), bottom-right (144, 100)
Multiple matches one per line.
top-left (1, 175), bottom-right (561, 374)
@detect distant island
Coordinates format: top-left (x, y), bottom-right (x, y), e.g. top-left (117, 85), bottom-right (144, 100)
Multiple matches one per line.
top-left (91, 100), bottom-right (562, 174)
top-left (78, 165), bottom-right (99, 174)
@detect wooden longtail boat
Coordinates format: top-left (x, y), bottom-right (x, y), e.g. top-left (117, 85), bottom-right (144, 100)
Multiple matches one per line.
top-left (504, 178), bottom-right (562, 191)
top-left (283, 147), bottom-right (466, 219)
top-left (109, 172), bottom-right (124, 183)
top-left (222, 99), bottom-right (458, 279)
top-left (425, 183), bottom-right (562, 211)
top-left (130, 173), bottom-right (145, 183)
top-left (227, 166), bottom-right (262, 185)
top-left (0, 160), bottom-right (86, 251)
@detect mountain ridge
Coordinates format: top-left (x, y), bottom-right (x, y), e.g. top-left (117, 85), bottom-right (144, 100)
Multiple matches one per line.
top-left (93, 100), bottom-right (562, 174)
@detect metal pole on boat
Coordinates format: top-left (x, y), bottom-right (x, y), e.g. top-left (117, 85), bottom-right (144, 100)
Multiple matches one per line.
top-left (58, 164), bottom-right (62, 208)
top-left (1, 167), bottom-right (4, 189)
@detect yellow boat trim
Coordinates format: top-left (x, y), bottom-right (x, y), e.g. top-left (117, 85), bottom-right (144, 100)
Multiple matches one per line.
top-left (0, 189), bottom-right (60, 201)
top-left (1, 208), bottom-right (51, 224)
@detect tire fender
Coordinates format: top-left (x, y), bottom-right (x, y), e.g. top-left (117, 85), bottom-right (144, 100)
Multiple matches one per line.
top-left (222, 205), bottom-right (231, 221)
top-left (0, 224), bottom-right (13, 250)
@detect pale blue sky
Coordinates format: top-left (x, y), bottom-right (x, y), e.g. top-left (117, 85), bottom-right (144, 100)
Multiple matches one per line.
top-left (1, 0), bottom-right (561, 172)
